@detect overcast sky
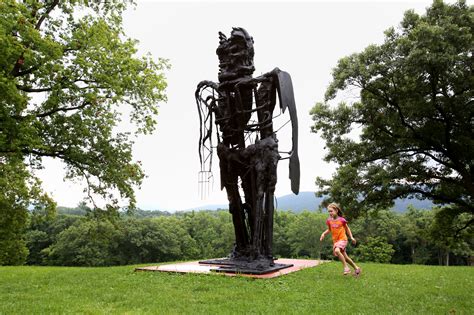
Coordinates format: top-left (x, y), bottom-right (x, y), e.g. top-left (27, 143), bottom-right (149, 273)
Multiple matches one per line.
top-left (37, 0), bottom-right (446, 211)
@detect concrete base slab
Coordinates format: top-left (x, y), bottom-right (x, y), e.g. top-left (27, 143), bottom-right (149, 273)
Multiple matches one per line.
top-left (135, 258), bottom-right (327, 279)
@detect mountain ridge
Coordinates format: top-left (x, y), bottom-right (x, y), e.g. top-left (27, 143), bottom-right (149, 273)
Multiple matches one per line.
top-left (183, 191), bottom-right (433, 212)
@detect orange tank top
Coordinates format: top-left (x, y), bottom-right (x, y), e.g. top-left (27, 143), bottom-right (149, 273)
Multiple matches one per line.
top-left (326, 217), bottom-right (348, 242)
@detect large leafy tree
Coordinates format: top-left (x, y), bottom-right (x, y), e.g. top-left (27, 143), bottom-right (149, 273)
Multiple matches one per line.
top-left (310, 1), bottom-right (473, 223)
top-left (0, 0), bottom-right (168, 264)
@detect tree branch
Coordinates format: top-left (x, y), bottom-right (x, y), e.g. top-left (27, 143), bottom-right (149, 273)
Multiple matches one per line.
top-left (411, 187), bottom-right (472, 210)
top-left (22, 147), bottom-right (100, 208)
top-left (21, 148), bottom-right (67, 158)
top-left (455, 218), bottom-right (474, 237)
top-left (16, 84), bottom-right (52, 93)
top-left (35, 101), bottom-right (92, 118)
top-left (35, 0), bottom-right (60, 30)
top-left (363, 84), bottom-right (465, 171)
top-left (360, 146), bottom-right (455, 171)
top-left (16, 82), bottom-right (107, 93)
top-left (64, 157), bottom-right (99, 209)
top-left (13, 65), bottom-right (41, 78)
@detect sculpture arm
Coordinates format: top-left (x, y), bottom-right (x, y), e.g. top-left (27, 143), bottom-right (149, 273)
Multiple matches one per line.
top-left (195, 80), bottom-right (219, 168)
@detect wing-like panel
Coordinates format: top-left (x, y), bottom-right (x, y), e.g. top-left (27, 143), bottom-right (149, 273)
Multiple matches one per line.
top-left (275, 71), bottom-right (300, 195)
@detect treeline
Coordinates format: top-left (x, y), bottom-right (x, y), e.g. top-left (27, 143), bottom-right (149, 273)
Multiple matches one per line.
top-left (22, 206), bottom-right (473, 267)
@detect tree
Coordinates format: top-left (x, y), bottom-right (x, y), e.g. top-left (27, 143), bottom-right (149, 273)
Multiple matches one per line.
top-left (286, 211), bottom-right (327, 258)
top-left (397, 206), bottom-right (435, 264)
top-left (47, 218), bottom-right (122, 266)
top-left (351, 208), bottom-right (401, 243)
top-left (273, 210), bottom-right (294, 258)
top-left (310, 0), bottom-right (473, 222)
top-left (428, 206), bottom-right (473, 265)
top-left (183, 211), bottom-right (234, 259)
top-left (25, 211), bottom-right (82, 265)
top-left (0, 1), bottom-right (168, 264)
top-left (0, 159), bottom-right (33, 265)
top-left (355, 236), bottom-right (395, 263)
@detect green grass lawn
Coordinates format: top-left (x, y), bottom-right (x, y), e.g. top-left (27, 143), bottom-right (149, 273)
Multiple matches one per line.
top-left (0, 261), bottom-right (472, 314)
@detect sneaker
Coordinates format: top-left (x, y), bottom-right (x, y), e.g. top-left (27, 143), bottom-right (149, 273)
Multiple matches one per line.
top-left (343, 267), bottom-right (351, 275)
top-left (354, 267), bottom-right (361, 276)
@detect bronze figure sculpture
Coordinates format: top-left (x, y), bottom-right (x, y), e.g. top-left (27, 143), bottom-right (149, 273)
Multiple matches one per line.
top-left (195, 27), bottom-right (299, 274)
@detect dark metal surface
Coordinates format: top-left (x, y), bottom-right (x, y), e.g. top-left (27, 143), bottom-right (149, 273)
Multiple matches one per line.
top-left (196, 27), bottom-right (299, 273)
top-left (199, 258), bottom-right (294, 275)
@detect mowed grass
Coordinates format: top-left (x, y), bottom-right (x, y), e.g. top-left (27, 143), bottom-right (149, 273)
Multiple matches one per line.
top-left (0, 262), bottom-right (472, 314)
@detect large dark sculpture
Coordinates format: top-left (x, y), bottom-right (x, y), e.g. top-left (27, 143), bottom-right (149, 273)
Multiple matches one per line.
top-left (195, 28), bottom-right (299, 274)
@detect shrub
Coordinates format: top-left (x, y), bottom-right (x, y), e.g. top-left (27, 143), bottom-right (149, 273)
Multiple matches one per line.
top-left (355, 236), bottom-right (395, 263)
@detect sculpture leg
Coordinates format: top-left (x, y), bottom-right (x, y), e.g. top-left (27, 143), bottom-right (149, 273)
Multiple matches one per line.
top-left (227, 183), bottom-right (249, 256)
top-left (217, 143), bottom-right (249, 257)
top-left (240, 167), bottom-right (256, 254)
top-left (252, 163), bottom-right (264, 258)
top-left (261, 137), bottom-right (279, 259)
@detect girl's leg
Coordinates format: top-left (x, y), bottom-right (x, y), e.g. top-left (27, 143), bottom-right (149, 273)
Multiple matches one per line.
top-left (343, 252), bottom-right (362, 275)
top-left (343, 251), bottom-right (359, 270)
top-left (334, 247), bottom-right (348, 269)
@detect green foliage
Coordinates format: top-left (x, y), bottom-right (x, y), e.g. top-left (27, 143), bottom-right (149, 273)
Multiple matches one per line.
top-left (0, 0), bottom-right (168, 265)
top-left (24, 229), bottom-right (50, 265)
top-left (310, 1), bottom-right (474, 222)
top-left (349, 205), bottom-right (472, 265)
top-left (47, 219), bottom-right (123, 266)
top-left (272, 211), bottom-right (294, 257)
top-left (122, 208), bottom-right (173, 218)
top-left (355, 236), bottom-right (395, 263)
top-left (0, 239), bottom-right (28, 266)
top-left (0, 202), bottom-right (28, 265)
top-left (428, 206), bottom-right (473, 265)
top-left (45, 216), bottom-right (199, 266)
top-left (351, 208), bottom-right (401, 242)
top-left (23, 206), bottom-right (473, 266)
top-left (0, 157), bottom-right (53, 265)
top-left (398, 206), bottom-right (435, 264)
top-left (56, 206), bottom-right (87, 216)
top-left (350, 209), bottom-right (400, 263)
top-left (183, 211), bottom-right (234, 259)
top-left (29, 211), bottom-right (231, 266)
top-left (144, 216), bottom-right (198, 262)
top-left (286, 211), bottom-right (327, 258)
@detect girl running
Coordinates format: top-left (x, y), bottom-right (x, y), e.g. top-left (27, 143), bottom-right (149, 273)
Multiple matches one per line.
top-left (320, 203), bottom-right (361, 276)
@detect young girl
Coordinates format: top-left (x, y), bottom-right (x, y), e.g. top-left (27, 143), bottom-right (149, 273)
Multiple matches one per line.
top-left (320, 203), bottom-right (361, 276)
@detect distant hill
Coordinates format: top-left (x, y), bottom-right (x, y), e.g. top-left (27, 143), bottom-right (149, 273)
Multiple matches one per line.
top-left (393, 198), bottom-right (434, 212)
top-left (57, 206), bottom-right (87, 216)
top-left (186, 191), bottom-right (433, 213)
top-left (275, 191), bottom-right (323, 212)
top-left (184, 192), bottom-right (321, 212)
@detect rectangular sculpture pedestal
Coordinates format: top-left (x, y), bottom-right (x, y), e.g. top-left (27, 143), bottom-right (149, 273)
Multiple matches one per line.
top-left (135, 258), bottom-right (325, 279)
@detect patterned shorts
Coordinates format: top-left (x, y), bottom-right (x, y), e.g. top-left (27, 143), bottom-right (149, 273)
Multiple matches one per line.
top-left (333, 240), bottom-right (348, 256)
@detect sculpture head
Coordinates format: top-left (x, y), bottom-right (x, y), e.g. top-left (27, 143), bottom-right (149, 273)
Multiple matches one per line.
top-left (216, 27), bottom-right (255, 83)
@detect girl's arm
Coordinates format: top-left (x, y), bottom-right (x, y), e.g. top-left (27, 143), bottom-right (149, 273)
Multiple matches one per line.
top-left (320, 229), bottom-right (330, 241)
top-left (345, 224), bottom-right (356, 245)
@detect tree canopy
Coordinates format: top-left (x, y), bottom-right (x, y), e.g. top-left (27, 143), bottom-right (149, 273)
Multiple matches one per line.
top-left (23, 207), bottom-right (472, 266)
top-left (0, 0), bottom-right (168, 264)
top-left (310, 0), bottom-right (473, 223)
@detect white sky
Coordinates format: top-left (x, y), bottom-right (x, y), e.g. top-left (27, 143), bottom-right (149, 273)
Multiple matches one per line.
top-left (37, 0), bottom-right (445, 211)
